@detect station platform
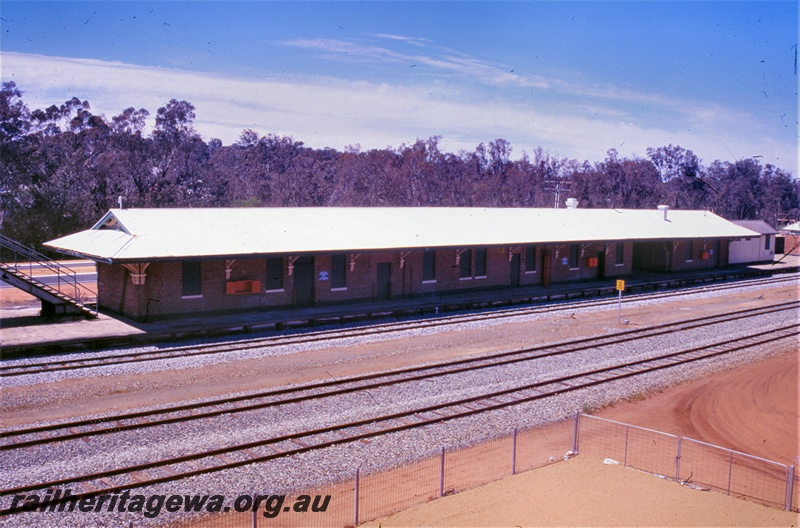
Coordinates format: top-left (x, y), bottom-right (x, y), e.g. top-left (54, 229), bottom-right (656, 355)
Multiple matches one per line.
top-left (2, 256), bottom-right (798, 356)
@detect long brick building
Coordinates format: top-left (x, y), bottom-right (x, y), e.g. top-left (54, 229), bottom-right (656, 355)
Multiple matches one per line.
top-left (44, 205), bottom-right (758, 321)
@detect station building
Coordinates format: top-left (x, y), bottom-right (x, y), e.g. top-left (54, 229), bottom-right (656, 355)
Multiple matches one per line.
top-left (44, 205), bottom-right (758, 321)
top-left (779, 221), bottom-right (800, 256)
top-left (727, 220), bottom-right (779, 264)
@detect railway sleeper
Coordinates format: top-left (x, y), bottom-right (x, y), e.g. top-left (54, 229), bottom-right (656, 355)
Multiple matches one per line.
top-left (582, 374), bottom-right (608, 383)
top-left (129, 470), bottom-right (151, 484)
top-left (156, 465), bottom-right (180, 478)
top-left (77, 482), bottom-right (101, 494)
top-left (184, 459), bottom-right (206, 471)
top-left (459, 403), bottom-right (486, 412)
top-left (236, 448), bottom-right (258, 460)
top-left (214, 453), bottom-right (237, 465)
top-left (547, 381), bottom-right (574, 390)
top-left (97, 477), bottom-right (117, 489)
top-left (392, 416), bottom-right (420, 427)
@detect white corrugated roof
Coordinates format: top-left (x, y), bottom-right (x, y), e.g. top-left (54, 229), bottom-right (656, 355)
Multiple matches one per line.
top-left (44, 207), bottom-right (760, 262)
top-left (731, 220), bottom-right (778, 235)
top-left (782, 221), bottom-right (800, 233)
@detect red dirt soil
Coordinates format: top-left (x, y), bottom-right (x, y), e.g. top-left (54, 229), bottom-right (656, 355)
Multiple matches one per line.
top-left (595, 349), bottom-right (798, 466)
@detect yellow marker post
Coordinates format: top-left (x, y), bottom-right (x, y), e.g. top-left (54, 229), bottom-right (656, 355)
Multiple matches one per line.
top-left (616, 280), bottom-right (625, 324)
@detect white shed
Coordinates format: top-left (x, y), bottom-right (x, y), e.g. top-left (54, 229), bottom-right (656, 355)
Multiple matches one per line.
top-left (728, 220), bottom-right (778, 264)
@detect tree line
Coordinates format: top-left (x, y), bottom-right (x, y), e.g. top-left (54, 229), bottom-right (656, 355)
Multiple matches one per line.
top-left (1, 81), bottom-right (797, 250)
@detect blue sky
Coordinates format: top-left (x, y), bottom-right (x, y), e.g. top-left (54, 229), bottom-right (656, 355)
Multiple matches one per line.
top-left (1, 1), bottom-right (797, 175)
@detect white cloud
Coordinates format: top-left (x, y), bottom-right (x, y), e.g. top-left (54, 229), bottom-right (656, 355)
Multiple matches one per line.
top-left (1, 51), bottom-right (795, 175)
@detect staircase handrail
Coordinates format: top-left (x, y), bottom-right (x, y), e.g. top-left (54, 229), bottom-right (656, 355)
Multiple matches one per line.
top-left (0, 233), bottom-right (97, 315)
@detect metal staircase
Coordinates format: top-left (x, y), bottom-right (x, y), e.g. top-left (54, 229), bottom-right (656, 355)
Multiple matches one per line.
top-left (0, 234), bottom-right (98, 317)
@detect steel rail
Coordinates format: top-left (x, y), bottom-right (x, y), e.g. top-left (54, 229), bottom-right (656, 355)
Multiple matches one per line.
top-left (2, 274), bottom-right (797, 377)
top-left (2, 300), bottom-right (797, 450)
top-left (1, 324), bottom-right (796, 514)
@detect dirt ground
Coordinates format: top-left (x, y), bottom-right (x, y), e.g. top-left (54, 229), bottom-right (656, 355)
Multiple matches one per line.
top-left (596, 349), bottom-right (798, 465)
top-left (361, 455), bottom-right (798, 527)
top-left (363, 350), bottom-right (799, 527)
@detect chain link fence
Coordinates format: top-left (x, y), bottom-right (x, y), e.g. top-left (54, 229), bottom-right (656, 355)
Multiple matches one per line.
top-left (576, 415), bottom-right (796, 512)
top-left (163, 414), bottom-right (795, 527)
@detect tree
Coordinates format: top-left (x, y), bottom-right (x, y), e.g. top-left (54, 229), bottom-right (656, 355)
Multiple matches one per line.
top-left (647, 144), bottom-right (713, 209)
top-left (757, 165), bottom-right (798, 227)
top-left (706, 159), bottom-right (762, 219)
top-left (0, 82), bottom-right (31, 146)
top-left (2, 84), bottom-right (797, 250)
top-left (149, 100), bottom-right (209, 205)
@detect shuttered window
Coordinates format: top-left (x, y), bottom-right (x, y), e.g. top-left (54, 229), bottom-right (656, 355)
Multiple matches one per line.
top-left (615, 242), bottom-right (624, 265)
top-left (474, 248), bottom-right (487, 277)
top-left (331, 254), bottom-right (346, 289)
top-left (422, 250), bottom-right (436, 281)
top-left (569, 244), bottom-right (580, 268)
top-left (266, 257), bottom-right (283, 290)
top-left (182, 261), bottom-right (202, 297)
top-left (459, 249), bottom-right (472, 278)
top-left (525, 245), bottom-right (536, 272)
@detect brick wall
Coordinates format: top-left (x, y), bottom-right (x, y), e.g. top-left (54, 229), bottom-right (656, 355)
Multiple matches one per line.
top-left (96, 241), bottom-right (644, 319)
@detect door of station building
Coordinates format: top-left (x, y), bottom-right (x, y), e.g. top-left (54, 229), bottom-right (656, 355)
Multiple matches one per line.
top-left (509, 253), bottom-right (520, 287)
top-left (541, 250), bottom-right (551, 287)
top-left (376, 262), bottom-right (391, 300)
top-left (597, 250), bottom-right (606, 280)
top-left (293, 256), bottom-right (314, 306)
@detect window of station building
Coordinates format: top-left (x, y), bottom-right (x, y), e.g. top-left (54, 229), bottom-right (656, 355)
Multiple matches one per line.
top-left (615, 241), bottom-right (624, 265)
top-left (331, 254), bottom-right (346, 289)
top-left (525, 245), bottom-right (537, 272)
top-left (568, 244), bottom-right (580, 268)
top-left (765, 234), bottom-right (771, 251)
top-left (182, 261), bottom-right (202, 297)
top-left (265, 257), bottom-right (283, 291)
top-left (474, 248), bottom-right (487, 277)
top-left (422, 249), bottom-right (436, 282)
top-left (685, 240), bottom-right (694, 261)
top-left (459, 249), bottom-right (472, 279)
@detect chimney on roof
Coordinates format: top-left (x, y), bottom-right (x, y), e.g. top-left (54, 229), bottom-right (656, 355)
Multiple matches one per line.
top-left (657, 204), bottom-right (669, 221)
top-left (565, 198), bottom-right (579, 209)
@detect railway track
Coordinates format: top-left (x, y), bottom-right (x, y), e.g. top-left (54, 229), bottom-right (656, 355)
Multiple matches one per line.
top-left (1, 320), bottom-right (797, 514)
top-left (3, 273), bottom-right (797, 377)
top-left (3, 300), bottom-right (797, 450)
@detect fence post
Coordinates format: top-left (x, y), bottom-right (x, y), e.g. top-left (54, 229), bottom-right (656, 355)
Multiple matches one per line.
top-left (675, 437), bottom-right (682, 482)
top-left (623, 425), bottom-right (629, 467)
top-left (786, 465), bottom-right (795, 512)
top-left (727, 450), bottom-right (733, 495)
top-left (353, 467), bottom-right (360, 527)
top-left (511, 427), bottom-right (518, 475)
top-left (439, 446), bottom-right (446, 497)
top-left (252, 495), bottom-right (257, 528)
top-left (572, 412), bottom-right (580, 455)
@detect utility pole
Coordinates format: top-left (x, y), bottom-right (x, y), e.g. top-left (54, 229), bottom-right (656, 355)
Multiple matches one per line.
top-left (544, 179), bottom-right (572, 209)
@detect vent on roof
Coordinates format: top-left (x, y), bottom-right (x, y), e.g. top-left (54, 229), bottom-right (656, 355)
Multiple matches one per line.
top-left (657, 204), bottom-right (669, 221)
top-left (98, 217), bottom-right (121, 230)
top-left (565, 198), bottom-right (579, 209)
